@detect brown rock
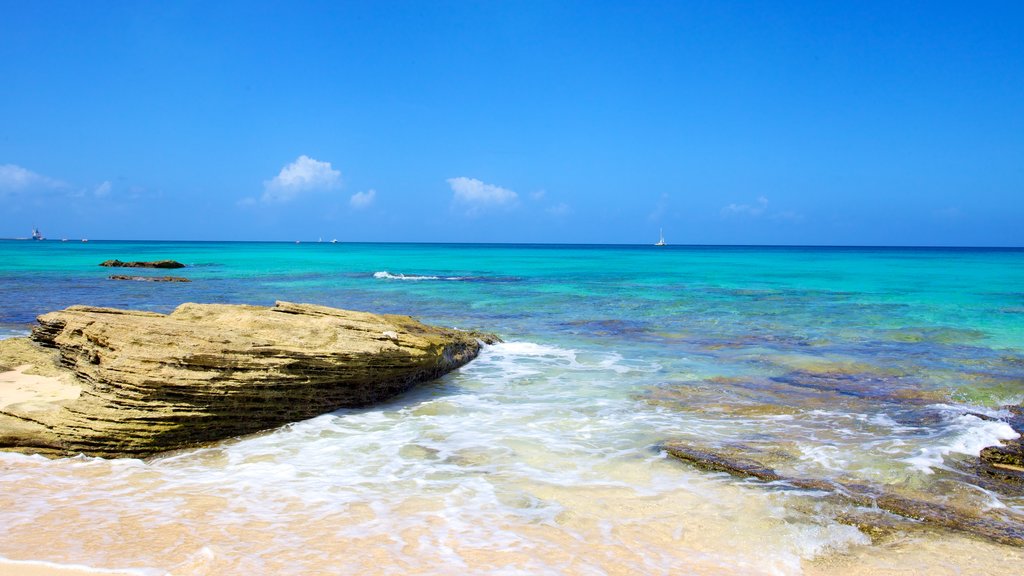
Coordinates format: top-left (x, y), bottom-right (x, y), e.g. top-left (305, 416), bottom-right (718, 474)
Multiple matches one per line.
top-left (976, 405), bottom-right (1024, 484)
top-left (664, 441), bottom-right (1024, 546)
top-left (0, 301), bottom-right (498, 458)
top-left (99, 259), bottom-right (186, 268)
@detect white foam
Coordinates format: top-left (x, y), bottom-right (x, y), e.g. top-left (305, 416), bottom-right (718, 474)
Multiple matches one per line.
top-left (0, 328), bottom-right (29, 340)
top-left (797, 444), bottom-right (847, 471)
top-left (373, 270), bottom-right (441, 280)
top-left (789, 522), bottom-right (871, 559)
top-left (373, 270), bottom-right (477, 281)
top-left (0, 556), bottom-right (162, 575)
top-left (2, 334), bottom-right (1002, 573)
top-left (903, 414), bottom-right (1020, 474)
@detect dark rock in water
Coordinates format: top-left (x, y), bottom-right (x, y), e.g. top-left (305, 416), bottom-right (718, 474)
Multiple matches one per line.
top-left (563, 319), bottom-right (651, 338)
top-left (108, 275), bottom-right (191, 283)
top-left (662, 444), bottom-right (784, 482)
top-left (99, 259), bottom-right (186, 269)
top-left (768, 371), bottom-right (936, 404)
top-left (664, 441), bottom-right (1024, 546)
top-left (0, 301), bottom-right (499, 458)
top-left (976, 405), bottom-right (1024, 484)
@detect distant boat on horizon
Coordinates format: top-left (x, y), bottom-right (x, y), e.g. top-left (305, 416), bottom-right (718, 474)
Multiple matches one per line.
top-left (31, 227), bottom-right (44, 241)
top-left (655, 228), bottom-right (666, 246)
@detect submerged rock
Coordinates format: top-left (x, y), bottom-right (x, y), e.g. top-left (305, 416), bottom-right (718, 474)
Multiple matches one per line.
top-left (0, 301), bottom-right (498, 458)
top-left (664, 441), bottom-right (1024, 546)
top-left (99, 259), bottom-right (186, 269)
top-left (108, 275), bottom-right (191, 282)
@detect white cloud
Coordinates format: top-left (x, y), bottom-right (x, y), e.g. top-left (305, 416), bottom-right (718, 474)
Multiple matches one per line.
top-left (721, 196), bottom-right (769, 217)
top-left (649, 193), bottom-right (670, 221)
top-left (531, 189), bottom-right (547, 200)
top-left (0, 164), bottom-right (66, 193)
top-left (447, 177), bottom-right (518, 216)
top-left (261, 155), bottom-right (342, 203)
top-left (350, 189), bottom-right (376, 209)
top-left (721, 196), bottom-right (803, 222)
top-left (94, 181), bottom-right (112, 197)
top-left (546, 202), bottom-right (571, 216)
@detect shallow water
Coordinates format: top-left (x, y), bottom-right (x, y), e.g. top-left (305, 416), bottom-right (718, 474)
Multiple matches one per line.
top-left (1, 241), bottom-right (1023, 574)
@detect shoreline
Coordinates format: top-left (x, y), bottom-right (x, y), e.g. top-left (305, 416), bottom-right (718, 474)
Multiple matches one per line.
top-left (0, 558), bottom-right (154, 576)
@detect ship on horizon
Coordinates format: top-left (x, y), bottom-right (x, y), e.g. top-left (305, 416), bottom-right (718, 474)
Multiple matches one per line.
top-left (654, 228), bottom-right (666, 246)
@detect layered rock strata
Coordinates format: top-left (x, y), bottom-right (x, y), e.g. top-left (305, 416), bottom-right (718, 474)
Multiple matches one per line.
top-left (665, 442), bottom-right (1024, 546)
top-left (979, 404), bottom-right (1024, 483)
top-left (0, 302), bottom-right (496, 458)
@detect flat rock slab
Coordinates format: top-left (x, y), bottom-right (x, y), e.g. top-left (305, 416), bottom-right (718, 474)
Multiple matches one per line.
top-left (100, 259), bottom-right (186, 268)
top-left (0, 301), bottom-right (497, 458)
top-left (664, 441), bottom-right (1024, 546)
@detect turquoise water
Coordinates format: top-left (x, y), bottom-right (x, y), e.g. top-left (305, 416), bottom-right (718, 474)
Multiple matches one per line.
top-left (1, 240), bottom-right (1023, 574)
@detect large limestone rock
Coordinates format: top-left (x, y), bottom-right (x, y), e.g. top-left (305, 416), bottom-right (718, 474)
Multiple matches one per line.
top-left (0, 302), bottom-right (497, 458)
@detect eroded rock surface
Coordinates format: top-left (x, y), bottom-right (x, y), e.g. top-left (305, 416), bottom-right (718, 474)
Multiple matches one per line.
top-left (978, 405), bottom-right (1024, 484)
top-left (99, 259), bottom-right (186, 268)
top-left (664, 442), bottom-right (1024, 546)
top-left (0, 301), bottom-right (497, 458)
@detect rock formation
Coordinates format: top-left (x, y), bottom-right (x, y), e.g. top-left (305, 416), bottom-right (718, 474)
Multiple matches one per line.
top-left (0, 302), bottom-right (497, 458)
top-left (99, 259), bottom-right (186, 268)
top-left (664, 442), bottom-right (1024, 546)
top-left (978, 404), bottom-right (1024, 484)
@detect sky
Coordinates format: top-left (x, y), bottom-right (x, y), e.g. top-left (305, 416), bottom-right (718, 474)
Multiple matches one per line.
top-left (1, 1), bottom-right (1022, 245)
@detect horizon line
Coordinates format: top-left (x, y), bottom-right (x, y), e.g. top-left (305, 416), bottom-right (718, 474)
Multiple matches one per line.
top-left (1, 238), bottom-right (1022, 250)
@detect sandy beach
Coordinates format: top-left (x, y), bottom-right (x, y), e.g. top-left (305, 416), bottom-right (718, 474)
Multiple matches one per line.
top-left (0, 559), bottom-right (146, 576)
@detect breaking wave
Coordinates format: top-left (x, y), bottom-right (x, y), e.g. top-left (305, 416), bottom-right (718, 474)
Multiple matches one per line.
top-left (373, 271), bottom-right (519, 282)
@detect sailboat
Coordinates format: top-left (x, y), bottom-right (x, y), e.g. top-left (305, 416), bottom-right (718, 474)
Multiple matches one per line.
top-left (31, 227), bottom-right (44, 241)
top-left (654, 228), bottom-right (666, 246)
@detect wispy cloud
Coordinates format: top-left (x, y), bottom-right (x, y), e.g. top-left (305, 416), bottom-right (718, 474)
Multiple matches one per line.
top-left (721, 196), bottom-right (803, 222)
top-left (721, 196), bottom-right (769, 217)
top-left (261, 155), bottom-right (341, 203)
top-left (648, 193), bottom-right (670, 221)
top-left (546, 202), bottom-right (571, 216)
top-left (93, 181), bottom-right (112, 198)
top-left (0, 164), bottom-right (66, 194)
top-left (350, 189), bottom-right (376, 209)
top-left (447, 177), bottom-right (518, 215)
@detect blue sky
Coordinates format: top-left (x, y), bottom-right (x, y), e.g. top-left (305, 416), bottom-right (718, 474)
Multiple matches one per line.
top-left (1, 1), bottom-right (1021, 245)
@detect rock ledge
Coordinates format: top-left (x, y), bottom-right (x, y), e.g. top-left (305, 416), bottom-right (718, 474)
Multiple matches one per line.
top-left (0, 301), bottom-right (497, 458)
top-left (100, 259), bottom-right (186, 269)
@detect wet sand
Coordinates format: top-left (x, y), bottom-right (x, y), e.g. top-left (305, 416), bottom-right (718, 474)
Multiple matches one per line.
top-left (0, 558), bottom-right (143, 576)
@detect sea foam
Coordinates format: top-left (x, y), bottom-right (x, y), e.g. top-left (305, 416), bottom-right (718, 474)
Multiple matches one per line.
top-left (903, 413), bottom-right (1020, 474)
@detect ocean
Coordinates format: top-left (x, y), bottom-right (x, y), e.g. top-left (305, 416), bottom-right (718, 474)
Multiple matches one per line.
top-left (1, 240), bottom-right (1023, 575)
